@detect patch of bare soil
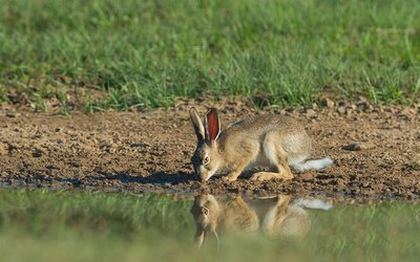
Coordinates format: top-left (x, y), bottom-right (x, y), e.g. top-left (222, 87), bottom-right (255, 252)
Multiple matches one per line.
top-left (0, 98), bottom-right (419, 201)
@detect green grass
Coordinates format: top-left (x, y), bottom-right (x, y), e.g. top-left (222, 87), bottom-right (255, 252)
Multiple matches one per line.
top-left (0, 0), bottom-right (418, 111)
top-left (0, 189), bottom-right (419, 262)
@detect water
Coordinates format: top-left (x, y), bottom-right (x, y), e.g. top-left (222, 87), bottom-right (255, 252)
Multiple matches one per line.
top-left (0, 189), bottom-right (418, 261)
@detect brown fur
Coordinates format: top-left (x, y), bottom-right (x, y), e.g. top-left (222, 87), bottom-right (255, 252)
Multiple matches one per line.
top-left (190, 108), bottom-right (312, 182)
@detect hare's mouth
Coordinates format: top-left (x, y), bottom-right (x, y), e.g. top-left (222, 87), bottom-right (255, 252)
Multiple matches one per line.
top-left (203, 170), bottom-right (219, 182)
top-left (199, 173), bottom-right (210, 182)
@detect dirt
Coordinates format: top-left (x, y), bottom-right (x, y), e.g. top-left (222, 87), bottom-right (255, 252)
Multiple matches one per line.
top-left (0, 98), bottom-right (419, 201)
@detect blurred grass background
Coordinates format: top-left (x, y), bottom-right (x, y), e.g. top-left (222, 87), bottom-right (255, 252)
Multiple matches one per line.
top-left (0, 0), bottom-right (419, 112)
top-left (0, 189), bottom-right (419, 261)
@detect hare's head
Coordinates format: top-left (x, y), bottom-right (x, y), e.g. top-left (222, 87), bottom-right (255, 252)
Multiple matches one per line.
top-left (189, 108), bottom-right (222, 182)
top-left (190, 194), bottom-right (220, 247)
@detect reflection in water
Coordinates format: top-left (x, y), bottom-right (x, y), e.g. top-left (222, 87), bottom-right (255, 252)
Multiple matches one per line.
top-left (190, 195), bottom-right (332, 247)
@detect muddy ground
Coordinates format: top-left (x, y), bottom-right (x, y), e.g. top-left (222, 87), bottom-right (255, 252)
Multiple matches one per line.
top-left (0, 98), bottom-right (419, 201)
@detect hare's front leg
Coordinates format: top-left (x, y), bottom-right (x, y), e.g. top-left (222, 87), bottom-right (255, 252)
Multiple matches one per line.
top-left (223, 160), bottom-right (250, 182)
top-left (222, 140), bottom-right (259, 182)
top-left (223, 153), bottom-right (258, 182)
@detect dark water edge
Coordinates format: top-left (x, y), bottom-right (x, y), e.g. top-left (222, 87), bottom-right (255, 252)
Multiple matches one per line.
top-left (1, 178), bottom-right (419, 204)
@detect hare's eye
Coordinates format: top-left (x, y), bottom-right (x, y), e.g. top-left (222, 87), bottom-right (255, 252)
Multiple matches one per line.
top-left (203, 156), bottom-right (210, 165)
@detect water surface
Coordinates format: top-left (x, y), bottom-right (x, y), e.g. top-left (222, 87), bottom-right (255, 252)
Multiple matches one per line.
top-left (0, 190), bottom-right (418, 261)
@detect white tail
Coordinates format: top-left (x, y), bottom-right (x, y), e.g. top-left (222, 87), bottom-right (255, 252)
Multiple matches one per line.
top-left (292, 157), bottom-right (333, 172)
top-left (293, 199), bottom-right (333, 211)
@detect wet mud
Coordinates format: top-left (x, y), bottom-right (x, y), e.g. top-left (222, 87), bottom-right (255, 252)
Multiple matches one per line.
top-left (0, 98), bottom-right (419, 201)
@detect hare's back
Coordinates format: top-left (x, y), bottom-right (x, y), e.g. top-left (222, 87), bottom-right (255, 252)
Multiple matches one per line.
top-left (227, 114), bottom-right (304, 136)
top-left (227, 114), bottom-right (311, 161)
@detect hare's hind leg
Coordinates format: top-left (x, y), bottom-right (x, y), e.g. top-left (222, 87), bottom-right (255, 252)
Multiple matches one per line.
top-left (250, 164), bottom-right (293, 181)
top-left (261, 195), bottom-right (291, 233)
top-left (251, 133), bottom-right (294, 182)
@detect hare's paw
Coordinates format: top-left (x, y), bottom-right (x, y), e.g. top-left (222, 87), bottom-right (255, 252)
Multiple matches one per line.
top-left (251, 172), bottom-right (281, 181)
top-left (222, 176), bottom-right (237, 182)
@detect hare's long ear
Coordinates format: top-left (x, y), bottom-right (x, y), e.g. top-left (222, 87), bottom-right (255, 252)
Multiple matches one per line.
top-left (195, 228), bottom-right (205, 248)
top-left (204, 108), bottom-right (221, 142)
top-left (189, 108), bottom-right (205, 141)
top-left (212, 230), bottom-right (220, 250)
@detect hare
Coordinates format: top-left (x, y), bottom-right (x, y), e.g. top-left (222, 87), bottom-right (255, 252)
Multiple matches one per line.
top-left (191, 194), bottom-right (331, 247)
top-left (189, 107), bottom-right (333, 182)
top-left (190, 194), bottom-right (259, 246)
